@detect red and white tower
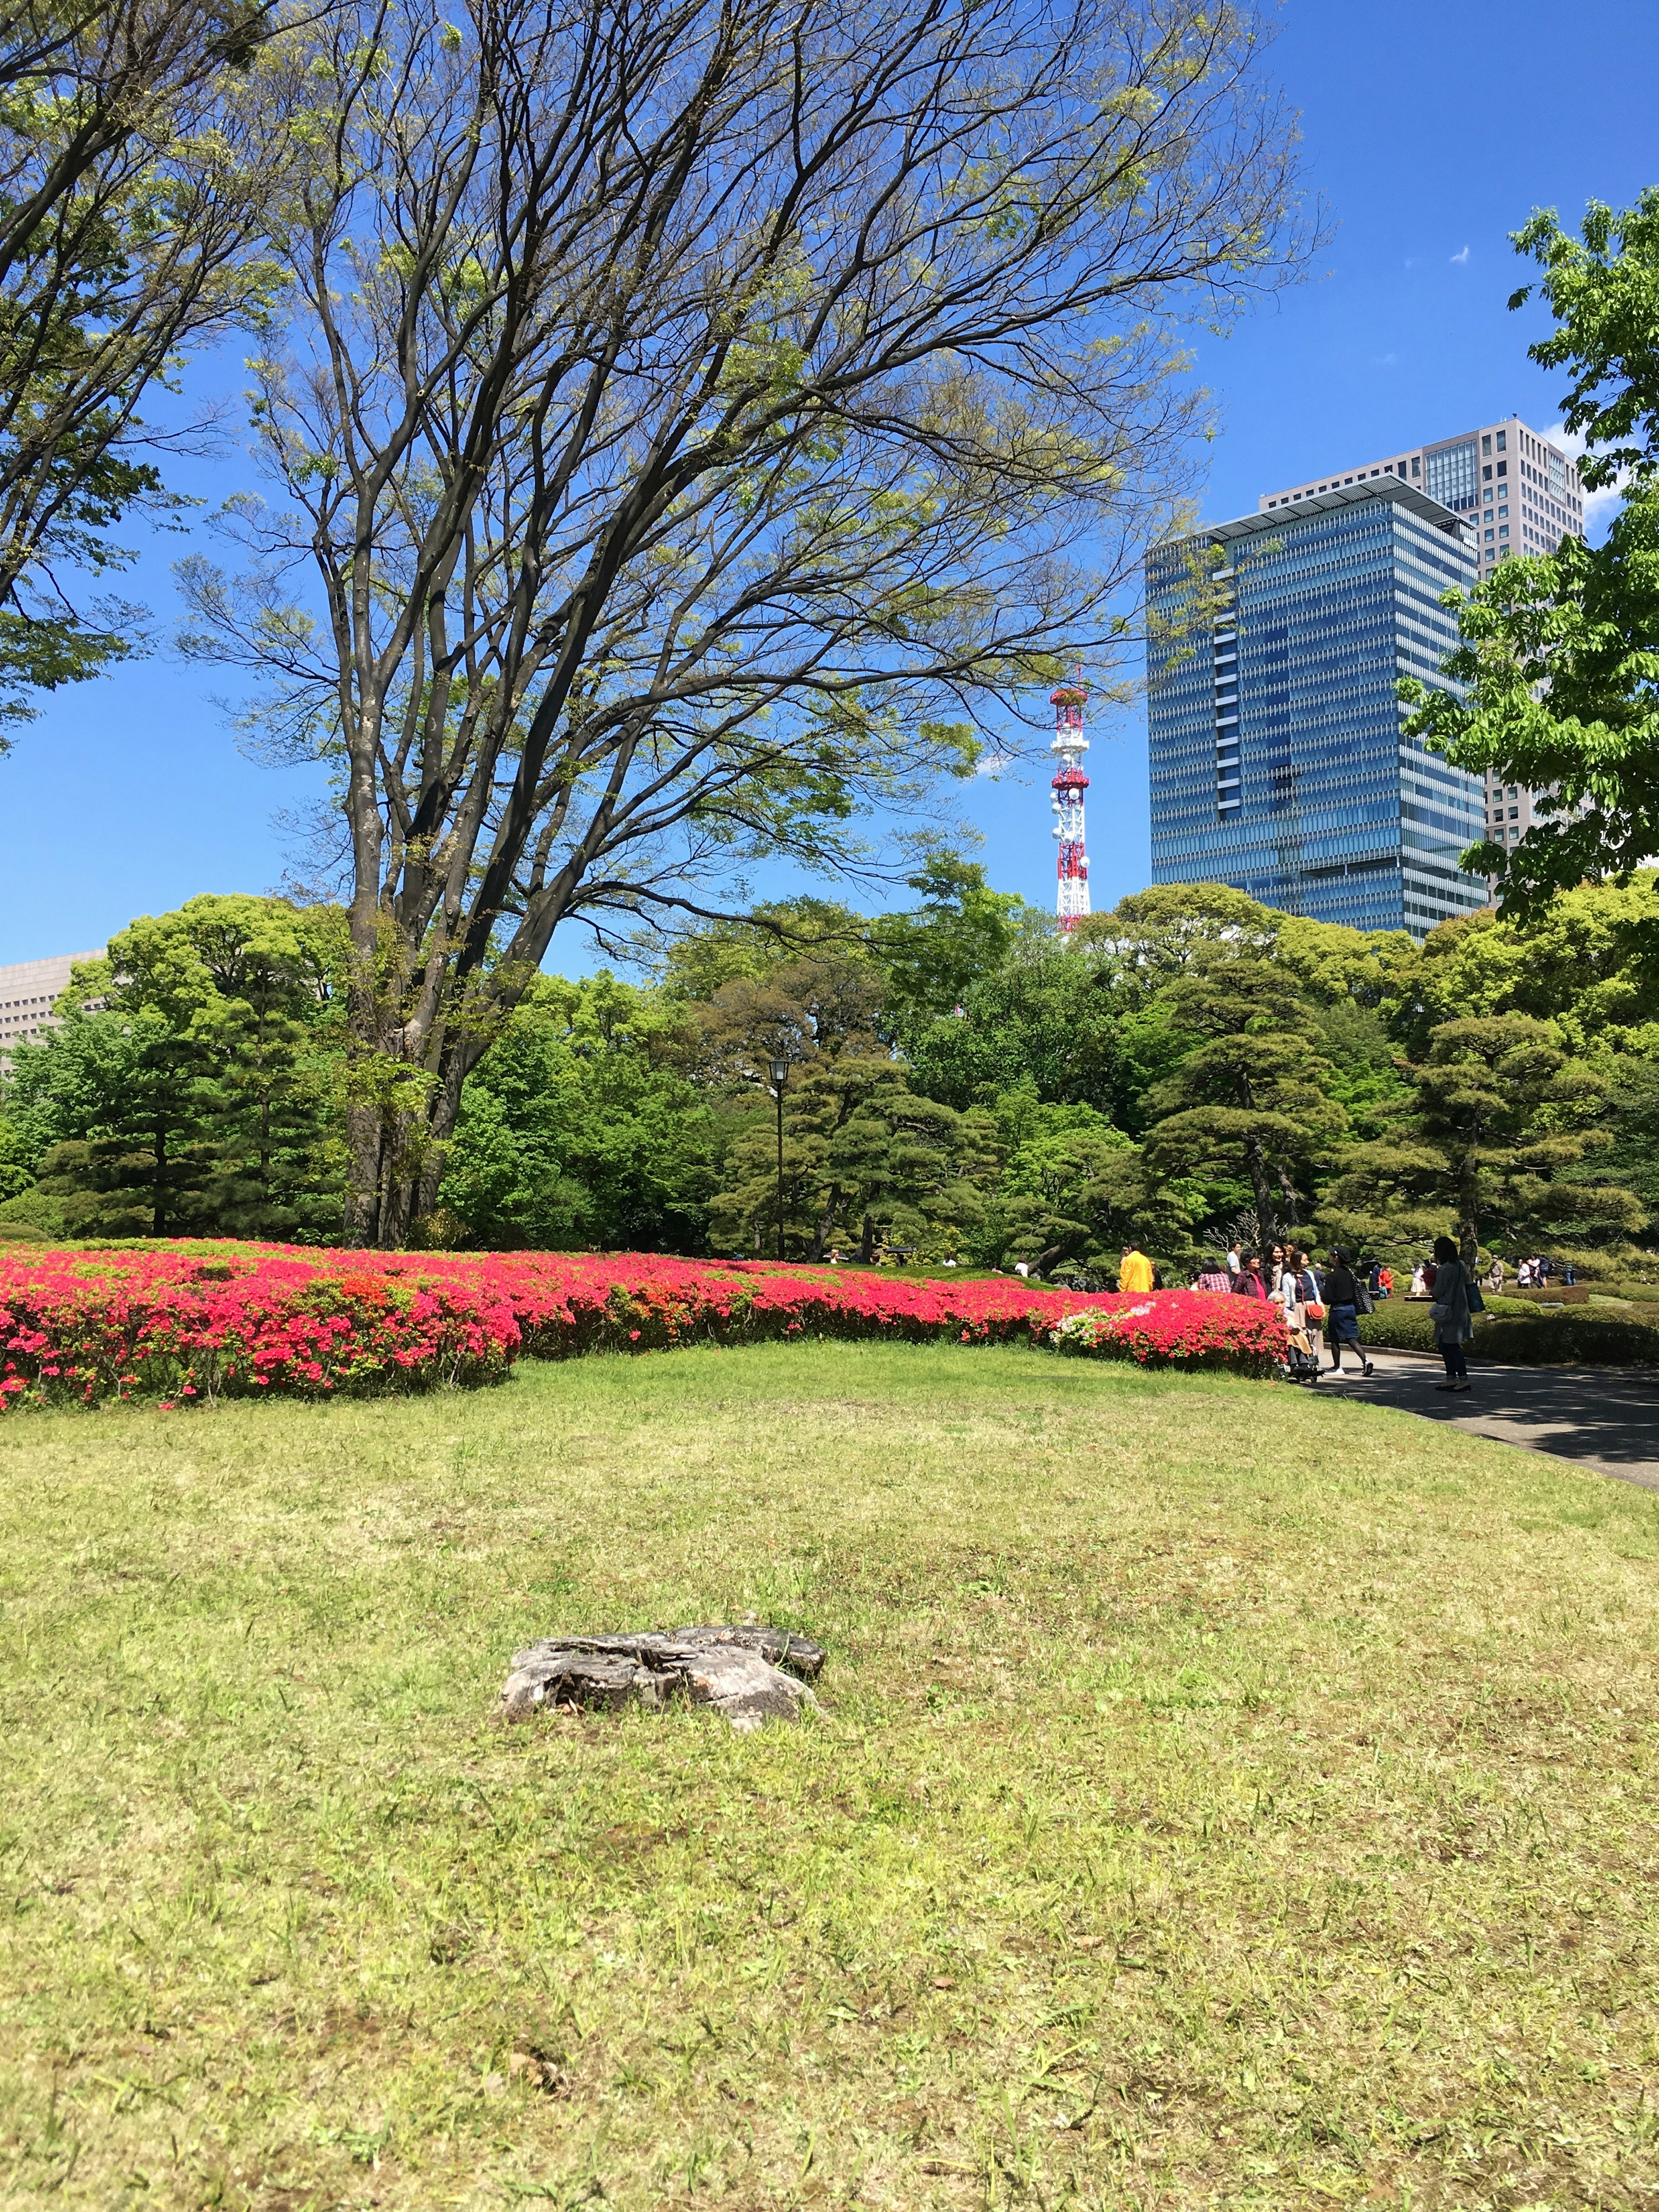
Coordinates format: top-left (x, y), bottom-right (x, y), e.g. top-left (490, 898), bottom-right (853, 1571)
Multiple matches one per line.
top-left (1049, 670), bottom-right (1090, 928)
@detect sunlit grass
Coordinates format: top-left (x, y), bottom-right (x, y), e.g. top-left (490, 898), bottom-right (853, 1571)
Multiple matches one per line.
top-left (1, 1341), bottom-right (1656, 2209)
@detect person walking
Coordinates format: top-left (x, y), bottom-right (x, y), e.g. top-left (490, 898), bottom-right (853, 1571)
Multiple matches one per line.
top-left (1231, 1252), bottom-right (1267, 1298)
top-left (1293, 1246), bottom-right (1325, 1365)
top-left (1429, 1234), bottom-right (1474, 1390)
top-left (1487, 1254), bottom-right (1505, 1294)
top-left (1118, 1242), bottom-right (1154, 1294)
top-left (1226, 1241), bottom-right (1243, 1278)
top-left (1322, 1249), bottom-right (1373, 1377)
top-left (1194, 1257), bottom-right (1233, 1294)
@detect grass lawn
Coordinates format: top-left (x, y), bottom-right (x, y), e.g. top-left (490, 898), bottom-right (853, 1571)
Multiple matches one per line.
top-left (2, 1344), bottom-right (1657, 2211)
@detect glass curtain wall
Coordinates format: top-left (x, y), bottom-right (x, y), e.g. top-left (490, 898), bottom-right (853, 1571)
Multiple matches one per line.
top-left (1147, 490), bottom-right (1487, 938)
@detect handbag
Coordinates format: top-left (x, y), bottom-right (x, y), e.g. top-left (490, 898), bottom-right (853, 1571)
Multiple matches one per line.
top-left (1304, 1300), bottom-right (1326, 1321)
top-left (1466, 1280), bottom-right (1485, 1313)
top-left (1354, 1285), bottom-right (1375, 1316)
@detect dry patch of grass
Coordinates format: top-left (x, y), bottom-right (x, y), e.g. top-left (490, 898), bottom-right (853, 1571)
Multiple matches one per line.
top-left (1, 1341), bottom-right (1657, 2209)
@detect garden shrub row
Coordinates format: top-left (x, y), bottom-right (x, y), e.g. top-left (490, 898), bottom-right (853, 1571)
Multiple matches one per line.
top-left (1359, 1302), bottom-right (1659, 1367)
top-left (0, 1246), bottom-right (1287, 1411)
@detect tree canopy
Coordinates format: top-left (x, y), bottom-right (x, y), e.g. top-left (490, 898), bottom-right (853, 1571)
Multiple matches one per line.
top-left (172, 0), bottom-right (1311, 1245)
top-left (1402, 190), bottom-right (1659, 930)
top-left (6, 874), bottom-right (1651, 1280)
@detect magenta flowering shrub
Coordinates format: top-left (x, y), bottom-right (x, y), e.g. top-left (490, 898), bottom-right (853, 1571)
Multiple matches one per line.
top-left (0, 1246), bottom-right (1285, 1412)
top-left (1049, 1294), bottom-right (1285, 1376)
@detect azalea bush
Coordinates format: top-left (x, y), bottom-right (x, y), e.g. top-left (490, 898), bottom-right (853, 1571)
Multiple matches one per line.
top-left (0, 1246), bottom-right (1287, 1413)
top-left (1049, 1293), bottom-right (1286, 1376)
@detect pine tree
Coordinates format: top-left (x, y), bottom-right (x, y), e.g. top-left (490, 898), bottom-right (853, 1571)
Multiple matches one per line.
top-left (1142, 950), bottom-right (1348, 1251)
top-left (1321, 1014), bottom-right (1646, 1265)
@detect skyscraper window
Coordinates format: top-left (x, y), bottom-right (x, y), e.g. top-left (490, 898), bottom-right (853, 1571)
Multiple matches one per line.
top-left (1145, 483), bottom-right (1486, 942)
top-left (1425, 439), bottom-right (1478, 512)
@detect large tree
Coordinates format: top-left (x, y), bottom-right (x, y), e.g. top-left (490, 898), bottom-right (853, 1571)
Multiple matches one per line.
top-left (1141, 947), bottom-right (1348, 1251)
top-left (1402, 190), bottom-right (1659, 926)
top-left (1319, 1014), bottom-right (1645, 1268)
top-left (2, 893), bottom-right (345, 1238)
top-left (0, 0), bottom-right (292, 736)
top-left (177, 0), bottom-right (1309, 1244)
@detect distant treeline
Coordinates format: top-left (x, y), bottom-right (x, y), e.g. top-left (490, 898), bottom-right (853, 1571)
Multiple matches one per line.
top-left (3, 867), bottom-right (1656, 1276)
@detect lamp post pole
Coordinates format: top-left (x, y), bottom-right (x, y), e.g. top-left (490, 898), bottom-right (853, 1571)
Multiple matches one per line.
top-left (768, 1057), bottom-right (788, 1261)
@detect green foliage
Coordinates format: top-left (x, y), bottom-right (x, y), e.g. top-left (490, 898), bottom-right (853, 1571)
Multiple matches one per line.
top-left (973, 1086), bottom-right (1196, 1278)
top-left (2, 895), bottom-right (345, 1238)
top-left (1359, 1301), bottom-right (1659, 1367)
top-left (437, 974), bottom-right (727, 1251)
top-left (1323, 1010), bottom-right (1645, 1267)
top-left (1401, 193), bottom-right (1659, 919)
top-left (6, 874), bottom-right (1655, 1277)
top-left (1142, 946), bottom-right (1348, 1249)
top-left (0, 1), bottom-right (289, 740)
top-left (903, 912), bottom-right (1147, 1123)
top-left (697, 952), bottom-right (995, 1260)
top-left (867, 855), bottom-right (1024, 1036)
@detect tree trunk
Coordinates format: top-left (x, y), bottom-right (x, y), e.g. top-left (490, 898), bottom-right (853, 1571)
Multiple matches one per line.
top-left (343, 1097), bottom-right (383, 1248)
top-left (1276, 1165), bottom-right (1301, 1230)
top-left (1456, 1141), bottom-right (1481, 1273)
top-left (1245, 1139), bottom-right (1278, 1257)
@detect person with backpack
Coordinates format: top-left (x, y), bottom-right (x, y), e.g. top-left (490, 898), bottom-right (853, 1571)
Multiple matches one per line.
top-left (1429, 1233), bottom-right (1475, 1391)
top-left (1322, 1249), bottom-right (1373, 1377)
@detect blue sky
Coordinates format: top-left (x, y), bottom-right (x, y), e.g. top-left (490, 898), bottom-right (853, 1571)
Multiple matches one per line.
top-left (4, 0), bottom-right (1657, 967)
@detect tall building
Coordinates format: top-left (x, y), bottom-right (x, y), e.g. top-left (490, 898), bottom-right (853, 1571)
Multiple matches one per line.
top-left (0, 950), bottom-right (99, 1059)
top-left (1259, 414), bottom-right (1585, 584)
top-left (1146, 478), bottom-right (1487, 939)
top-left (1262, 416), bottom-right (1585, 874)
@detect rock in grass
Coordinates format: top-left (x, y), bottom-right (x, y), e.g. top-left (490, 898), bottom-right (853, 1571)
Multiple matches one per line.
top-left (500, 1624), bottom-right (825, 1732)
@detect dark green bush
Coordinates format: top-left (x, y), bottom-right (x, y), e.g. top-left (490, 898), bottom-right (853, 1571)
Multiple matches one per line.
top-left (1359, 1304), bottom-right (1659, 1367)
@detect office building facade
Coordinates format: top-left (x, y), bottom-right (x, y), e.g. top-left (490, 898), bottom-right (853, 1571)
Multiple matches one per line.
top-left (1147, 479), bottom-right (1488, 939)
top-left (1261, 416), bottom-right (1584, 880)
top-left (1259, 414), bottom-right (1584, 585)
top-left (0, 950), bottom-right (99, 1058)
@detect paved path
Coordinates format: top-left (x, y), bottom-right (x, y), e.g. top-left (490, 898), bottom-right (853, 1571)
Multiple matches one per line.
top-left (1309, 1348), bottom-right (1659, 1488)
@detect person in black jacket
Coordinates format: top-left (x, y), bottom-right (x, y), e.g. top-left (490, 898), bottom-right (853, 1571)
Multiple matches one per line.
top-left (1323, 1248), bottom-right (1373, 1377)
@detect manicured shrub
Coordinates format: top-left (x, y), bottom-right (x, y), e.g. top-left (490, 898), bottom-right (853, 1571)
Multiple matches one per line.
top-left (1359, 1302), bottom-right (1659, 1367)
top-left (1048, 1294), bottom-right (1285, 1376)
top-left (0, 1246), bottom-right (1287, 1411)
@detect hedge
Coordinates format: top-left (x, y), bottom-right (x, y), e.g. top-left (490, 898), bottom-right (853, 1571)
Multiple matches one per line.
top-left (1359, 1303), bottom-right (1659, 1367)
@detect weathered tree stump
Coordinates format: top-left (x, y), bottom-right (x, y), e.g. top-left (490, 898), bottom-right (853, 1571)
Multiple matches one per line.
top-left (500, 1624), bottom-right (825, 1732)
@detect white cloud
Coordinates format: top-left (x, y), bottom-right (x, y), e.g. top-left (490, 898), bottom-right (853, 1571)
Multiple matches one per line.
top-left (1450, 245), bottom-right (1470, 266)
top-left (1548, 420), bottom-right (1627, 538)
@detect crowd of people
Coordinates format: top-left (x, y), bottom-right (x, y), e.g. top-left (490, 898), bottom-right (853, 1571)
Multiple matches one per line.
top-left (1173, 1237), bottom-right (1475, 1392)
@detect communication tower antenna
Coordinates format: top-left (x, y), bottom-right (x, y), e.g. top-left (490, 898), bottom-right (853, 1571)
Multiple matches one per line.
top-left (1049, 666), bottom-right (1091, 929)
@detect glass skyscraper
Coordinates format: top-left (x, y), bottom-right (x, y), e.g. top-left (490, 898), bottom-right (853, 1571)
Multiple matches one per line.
top-left (1145, 480), bottom-right (1488, 939)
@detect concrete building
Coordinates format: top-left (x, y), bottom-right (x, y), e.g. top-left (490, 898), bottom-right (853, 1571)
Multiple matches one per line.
top-left (1259, 414), bottom-right (1585, 585)
top-left (0, 950), bottom-right (101, 1057)
top-left (1146, 478), bottom-right (1487, 940)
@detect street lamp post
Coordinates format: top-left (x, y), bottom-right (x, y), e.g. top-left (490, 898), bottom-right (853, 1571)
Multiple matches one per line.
top-left (768, 1056), bottom-right (788, 1262)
